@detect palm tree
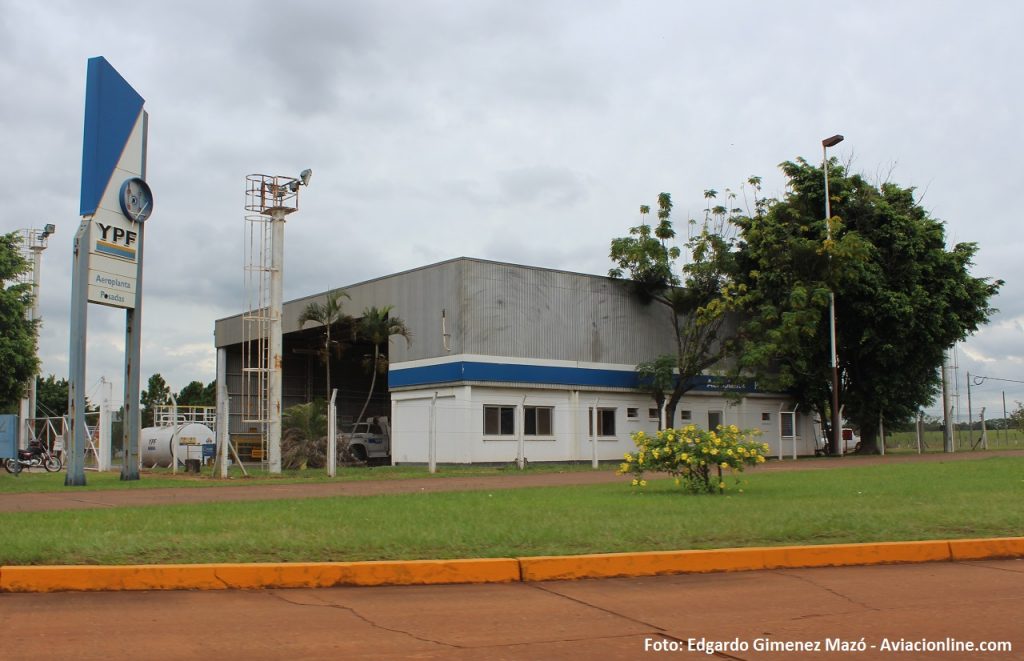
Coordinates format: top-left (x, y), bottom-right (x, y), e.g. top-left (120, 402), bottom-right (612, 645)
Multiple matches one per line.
top-left (297, 288), bottom-right (351, 401)
top-left (281, 400), bottom-right (327, 469)
top-left (354, 305), bottom-right (412, 427)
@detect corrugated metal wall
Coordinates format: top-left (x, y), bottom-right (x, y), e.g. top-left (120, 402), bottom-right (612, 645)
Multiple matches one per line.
top-left (216, 257), bottom-right (680, 366)
top-left (460, 260), bottom-right (677, 364)
top-left (216, 259), bottom-right (465, 362)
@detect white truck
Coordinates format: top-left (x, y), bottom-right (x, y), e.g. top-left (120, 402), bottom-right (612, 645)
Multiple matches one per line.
top-left (343, 416), bottom-right (391, 463)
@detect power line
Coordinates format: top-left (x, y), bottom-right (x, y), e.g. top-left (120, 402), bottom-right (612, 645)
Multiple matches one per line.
top-left (971, 374), bottom-right (1024, 387)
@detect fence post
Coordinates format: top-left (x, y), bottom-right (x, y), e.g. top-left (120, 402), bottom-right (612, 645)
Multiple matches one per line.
top-left (428, 392), bottom-right (437, 474)
top-left (327, 389), bottom-right (337, 477)
top-left (916, 412), bottom-right (923, 454)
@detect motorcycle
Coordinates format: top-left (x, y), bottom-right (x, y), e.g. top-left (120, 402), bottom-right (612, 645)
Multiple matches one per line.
top-left (4, 441), bottom-right (62, 474)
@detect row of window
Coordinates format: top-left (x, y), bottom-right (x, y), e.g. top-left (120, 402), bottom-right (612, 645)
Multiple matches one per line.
top-left (483, 405), bottom-right (616, 437)
top-left (482, 406), bottom-right (784, 437)
top-left (483, 405), bottom-right (554, 436)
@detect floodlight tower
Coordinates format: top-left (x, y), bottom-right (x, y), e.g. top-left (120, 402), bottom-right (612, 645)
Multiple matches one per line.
top-left (243, 170), bottom-right (311, 474)
top-left (17, 224), bottom-right (56, 448)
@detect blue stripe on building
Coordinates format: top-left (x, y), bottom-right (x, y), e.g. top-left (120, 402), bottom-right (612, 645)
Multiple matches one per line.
top-left (389, 361), bottom-right (760, 392)
top-left (80, 57), bottom-right (145, 217)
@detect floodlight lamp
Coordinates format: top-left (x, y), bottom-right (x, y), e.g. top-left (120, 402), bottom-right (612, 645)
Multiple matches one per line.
top-left (42, 224), bottom-right (56, 237)
top-left (822, 134), bottom-right (844, 148)
top-left (299, 168), bottom-right (312, 186)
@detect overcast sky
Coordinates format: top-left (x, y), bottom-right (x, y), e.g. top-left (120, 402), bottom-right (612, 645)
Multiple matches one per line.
top-left (2, 0), bottom-right (1020, 423)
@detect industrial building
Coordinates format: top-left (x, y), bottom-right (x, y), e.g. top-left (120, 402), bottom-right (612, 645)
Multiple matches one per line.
top-left (213, 257), bottom-right (817, 463)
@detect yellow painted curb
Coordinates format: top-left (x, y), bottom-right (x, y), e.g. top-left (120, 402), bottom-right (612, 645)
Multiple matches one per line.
top-left (1, 538), bottom-right (1021, 593)
top-left (758, 540), bottom-right (952, 571)
top-left (517, 538), bottom-right (1021, 582)
top-left (948, 537), bottom-right (1024, 560)
top-left (0, 558), bottom-right (521, 593)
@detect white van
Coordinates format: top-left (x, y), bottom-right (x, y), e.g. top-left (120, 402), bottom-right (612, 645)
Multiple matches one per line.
top-left (817, 427), bottom-right (861, 454)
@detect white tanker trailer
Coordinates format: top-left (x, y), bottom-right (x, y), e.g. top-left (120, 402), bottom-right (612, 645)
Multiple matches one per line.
top-left (141, 423), bottom-right (215, 468)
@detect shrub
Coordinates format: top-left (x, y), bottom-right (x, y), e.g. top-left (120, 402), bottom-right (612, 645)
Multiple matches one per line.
top-left (619, 424), bottom-right (769, 493)
top-left (282, 400), bottom-right (327, 470)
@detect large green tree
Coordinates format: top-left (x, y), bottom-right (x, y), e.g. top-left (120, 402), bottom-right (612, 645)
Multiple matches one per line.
top-left (176, 380), bottom-right (216, 407)
top-left (140, 373), bottom-right (171, 427)
top-left (609, 193), bottom-right (737, 424)
top-left (0, 232), bottom-right (39, 412)
top-left (35, 374), bottom-right (70, 418)
top-left (733, 158), bottom-right (1001, 453)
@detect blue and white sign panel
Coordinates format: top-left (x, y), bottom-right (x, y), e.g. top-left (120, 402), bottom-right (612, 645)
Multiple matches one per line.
top-left (80, 57), bottom-right (147, 309)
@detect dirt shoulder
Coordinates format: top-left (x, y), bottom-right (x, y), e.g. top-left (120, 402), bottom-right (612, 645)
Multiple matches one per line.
top-left (1, 449), bottom-right (1020, 513)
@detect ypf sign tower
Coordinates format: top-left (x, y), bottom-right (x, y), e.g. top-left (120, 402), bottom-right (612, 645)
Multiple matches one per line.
top-left (67, 57), bottom-right (152, 485)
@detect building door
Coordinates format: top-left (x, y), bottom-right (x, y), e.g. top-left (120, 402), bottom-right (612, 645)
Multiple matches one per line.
top-left (708, 410), bottom-right (723, 431)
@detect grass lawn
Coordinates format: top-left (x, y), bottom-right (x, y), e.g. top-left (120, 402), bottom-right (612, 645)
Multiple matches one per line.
top-left (0, 461), bottom-right (615, 494)
top-left (0, 457), bottom-right (1020, 566)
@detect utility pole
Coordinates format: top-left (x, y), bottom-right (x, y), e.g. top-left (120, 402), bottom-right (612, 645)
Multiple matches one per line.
top-left (941, 352), bottom-right (954, 453)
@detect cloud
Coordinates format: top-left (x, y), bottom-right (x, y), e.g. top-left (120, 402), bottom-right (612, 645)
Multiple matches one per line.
top-left (2, 0), bottom-right (1022, 414)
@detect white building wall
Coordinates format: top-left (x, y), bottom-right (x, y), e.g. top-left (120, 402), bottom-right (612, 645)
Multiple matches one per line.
top-left (392, 381), bottom-right (812, 464)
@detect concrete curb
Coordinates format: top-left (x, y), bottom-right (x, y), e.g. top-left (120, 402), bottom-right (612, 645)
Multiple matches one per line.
top-left (2, 537), bottom-right (1021, 593)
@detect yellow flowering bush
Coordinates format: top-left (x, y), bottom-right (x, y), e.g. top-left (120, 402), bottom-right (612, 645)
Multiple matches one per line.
top-left (619, 424), bottom-right (768, 494)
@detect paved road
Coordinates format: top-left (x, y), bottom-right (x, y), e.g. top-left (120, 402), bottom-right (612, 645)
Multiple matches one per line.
top-left (2, 450), bottom-right (1021, 659)
top-left (3, 559), bottom-right (1021, 660)
top-left (2, 449), bottom-right (1021, 513)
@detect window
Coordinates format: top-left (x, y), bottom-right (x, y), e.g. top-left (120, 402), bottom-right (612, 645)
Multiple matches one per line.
top-left (781, 411), bottom-right (796, 438)
top-left (708, 410), bottom-right (723, 430)
top-left (588, 408), bottom-right (616, 437)
top-left (524, 406), bottom-right (553, 436)
top-left (648, 408), bottom-right (660, 420)
top-left (626, 407), bottom-right (639, 420)
top-left (484, 405), bottom-right (515, 436)
top-left (679, 410), bottom-right (692, 422)
top-left (761, 412), bottom-right (772, 423)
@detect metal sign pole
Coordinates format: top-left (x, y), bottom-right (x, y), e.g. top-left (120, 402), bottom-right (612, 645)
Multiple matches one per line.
top-left (120, 112), bottom-right (147, 482)
top-left (66, 220), bottom-right (91, 486)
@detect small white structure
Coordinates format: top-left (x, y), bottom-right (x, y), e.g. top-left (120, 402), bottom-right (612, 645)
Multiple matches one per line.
top-left (390, 359), bottom-right (817, 464)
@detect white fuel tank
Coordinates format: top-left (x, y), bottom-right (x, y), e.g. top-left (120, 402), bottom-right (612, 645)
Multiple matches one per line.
top-left (140, 423), bottom-right (215, 468)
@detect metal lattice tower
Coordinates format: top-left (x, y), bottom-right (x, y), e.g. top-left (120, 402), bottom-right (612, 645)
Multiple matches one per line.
top-left (242, 196), bottom-right (272, 467)
top-left (15, 229), bottom-right (37, 286)
top-left (242, 173), bottom-right (306, 473)
top-left (16, 226), bottom-right (54, 449)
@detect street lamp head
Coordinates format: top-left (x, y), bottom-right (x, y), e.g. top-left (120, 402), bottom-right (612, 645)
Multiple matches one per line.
top-left (822, 134), bottom-right (845, 148)
top-left (42, 224), bottom-right (55, 238)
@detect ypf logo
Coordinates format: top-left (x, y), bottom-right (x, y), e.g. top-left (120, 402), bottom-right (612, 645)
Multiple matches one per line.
top-left (95, 222), bottom-right (138, 261)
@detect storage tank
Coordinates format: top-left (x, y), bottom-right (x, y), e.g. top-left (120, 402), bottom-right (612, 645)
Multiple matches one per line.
top-left (141, 423), bottom-right (215, 468)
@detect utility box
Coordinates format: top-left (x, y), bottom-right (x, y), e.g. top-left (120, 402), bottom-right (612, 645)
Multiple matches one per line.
top-left (0, 415), bottom-right (17, 459)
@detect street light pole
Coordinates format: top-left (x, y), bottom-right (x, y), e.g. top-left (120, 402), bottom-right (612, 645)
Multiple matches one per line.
top-left (822, 134), bottom-right (844, 456)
